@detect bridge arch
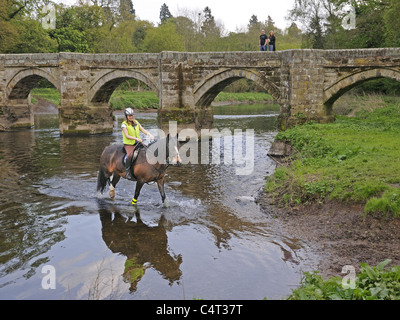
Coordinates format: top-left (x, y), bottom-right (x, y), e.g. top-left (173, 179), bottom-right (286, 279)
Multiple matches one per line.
top-left (193, 68), bottom-right (281, 108)
top-left (324, 68), bottom-right (400, 107)
top-left (90, 69), bottom-right (159, 104)
top-left (7, 68), bottom-right (60, 99)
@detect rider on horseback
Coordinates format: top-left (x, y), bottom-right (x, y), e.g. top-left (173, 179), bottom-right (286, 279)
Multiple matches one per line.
top-left (122, 108), bottom-right (154, 180)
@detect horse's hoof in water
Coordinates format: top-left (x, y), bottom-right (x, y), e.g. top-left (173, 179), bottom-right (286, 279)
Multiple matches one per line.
top-left (163, 200), bottom-right (170, 208)
top-left (109, 185), bottom-right (115, 199)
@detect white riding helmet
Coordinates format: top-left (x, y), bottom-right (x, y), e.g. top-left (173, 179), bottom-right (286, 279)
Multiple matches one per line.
top-left (124, 108), bottom-right (135, 117)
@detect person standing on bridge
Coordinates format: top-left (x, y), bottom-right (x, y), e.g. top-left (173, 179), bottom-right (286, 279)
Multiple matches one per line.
top-left (122, 108), bottom-right (154, 180)
top-left (268, 31), bottom-right (276, 51)
top-left (259, 29), bottom-right (268, 51)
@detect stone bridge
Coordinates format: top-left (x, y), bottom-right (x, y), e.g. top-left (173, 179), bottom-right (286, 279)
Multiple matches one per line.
top-left (1, 48), bottom-right (399, 134)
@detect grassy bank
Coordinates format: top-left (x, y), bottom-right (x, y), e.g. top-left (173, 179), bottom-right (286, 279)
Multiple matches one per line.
top-left (31, 88), bottom-right (61, 106)
top-left (265, 96), bottom-right (400, 218)
top-left (214, 92), bottom-right (274, 103)
top-left (110, 90), bottom-right (159, 110)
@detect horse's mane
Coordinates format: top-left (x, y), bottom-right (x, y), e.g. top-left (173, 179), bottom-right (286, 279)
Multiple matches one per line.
top-left (147, 140), bottom-right (157, 148)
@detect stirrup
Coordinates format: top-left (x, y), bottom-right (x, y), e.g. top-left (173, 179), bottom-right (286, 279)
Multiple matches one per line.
top-left (125, 168), bottom-right (132, 180)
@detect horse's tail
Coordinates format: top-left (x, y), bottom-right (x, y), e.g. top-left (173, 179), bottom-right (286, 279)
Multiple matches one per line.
top-left (97, 165), bottom-right (109, 193)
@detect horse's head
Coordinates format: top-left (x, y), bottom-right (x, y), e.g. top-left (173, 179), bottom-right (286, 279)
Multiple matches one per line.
top-left (166, 134), bottom-right (182, 166)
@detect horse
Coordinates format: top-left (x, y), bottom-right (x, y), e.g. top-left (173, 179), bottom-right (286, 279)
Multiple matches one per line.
top-left (97, 134), bottom-right (182, 205)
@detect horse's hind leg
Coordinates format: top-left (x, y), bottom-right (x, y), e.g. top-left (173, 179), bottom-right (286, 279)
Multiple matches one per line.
top-left (109, 174), bottom-right (121, 199)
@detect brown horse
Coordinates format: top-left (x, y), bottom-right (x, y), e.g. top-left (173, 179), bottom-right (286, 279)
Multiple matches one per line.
top-left (97, 134), bottom-right (181, 205)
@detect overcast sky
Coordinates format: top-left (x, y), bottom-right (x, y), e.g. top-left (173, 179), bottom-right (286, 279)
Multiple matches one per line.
top-left (55, 0), bottom-right (296, 33)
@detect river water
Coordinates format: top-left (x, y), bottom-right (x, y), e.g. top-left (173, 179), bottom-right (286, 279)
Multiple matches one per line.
top-left (0, 104), bottom-right (318, 300)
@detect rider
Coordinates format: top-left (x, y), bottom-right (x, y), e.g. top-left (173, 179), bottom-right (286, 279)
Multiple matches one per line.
top-left (122, 108), bottom-right (154, 180)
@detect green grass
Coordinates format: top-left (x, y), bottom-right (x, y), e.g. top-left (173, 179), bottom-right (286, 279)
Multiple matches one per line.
top-left (214, 92), bottom-right (274, 103)
top-left (110, 90), bottom-right (159, 110)
top-left (287, 259), bottom-right (400, 300)
top-left (265, 101), bottom-right (400, 217)
top-left (31, 88), bottom-right (61, 105)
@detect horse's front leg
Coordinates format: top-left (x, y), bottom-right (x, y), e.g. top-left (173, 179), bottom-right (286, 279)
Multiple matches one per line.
top-left (132, 181), bottom-right (144, 205)
top-left (157, 175), bottom-right (166, 204)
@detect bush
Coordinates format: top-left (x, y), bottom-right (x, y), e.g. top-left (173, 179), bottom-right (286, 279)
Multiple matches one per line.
top-left (288, 259), bottom-right (400, 300)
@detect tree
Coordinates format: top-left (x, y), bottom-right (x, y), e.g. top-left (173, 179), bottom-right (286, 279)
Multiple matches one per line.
top-left (287, 22), bottom-right (302, 39)
top-left (287, 0), bottom-right (334, 48)
top-left (159, 3), bottom-right (172, 24)
top-left (279, 22), bottom-right (303, 50)
top-left (200, 6), bottom-right (220, 37)
top-left (0, 20), bottom-right (20, 52)
top-left (132, 20), bottom-right (152, 52)
top-left (95, 20), bottom-right (136, 52)
top-left (52, 27), bottom-right (89, 52)
top-left (174, 16), bottom-right (196, 51)
top-left (0, 0), bottom-right (19, 52)
top-left (143, 20), bottom-right (184, 52)
top-left (265, 15), bottom-right (276, 32)
top-left (51, 4), bottom-right (106, 52)
top-left (120, 0), bottom-right (135, 21)
top-left (384, 0), bottom-right (400, 47)
top-left (12, 19), bottom-right (58, 53)
top-left (87, 0), bottom-right (120, 28)
top-left (0, 0), bottom-right (58, 53)
top-left (129, 0), bottom-right (135, 15)
top-left (332, 0), bottom-right (389, 48)
top-left (248, 14), bottom-right (259, 31)
top-left (2, 0), bottom-right (44, 21)
top-left (246, 14), bottom-right (262, 50)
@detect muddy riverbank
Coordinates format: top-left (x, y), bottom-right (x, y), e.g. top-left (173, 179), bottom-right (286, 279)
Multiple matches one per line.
top-left (257, 195), bottom-right (400, 279)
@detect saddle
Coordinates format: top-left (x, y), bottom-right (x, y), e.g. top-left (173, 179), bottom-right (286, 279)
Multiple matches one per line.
top-left (122, 143), bottom-right (144, 167)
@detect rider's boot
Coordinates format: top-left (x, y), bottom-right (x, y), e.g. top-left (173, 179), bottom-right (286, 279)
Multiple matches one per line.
top-left (125, 156), bottom-right (132, 180)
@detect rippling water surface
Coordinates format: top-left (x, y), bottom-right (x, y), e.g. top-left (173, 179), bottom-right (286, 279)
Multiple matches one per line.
top-left (0, 104), bottom-right (317, 299)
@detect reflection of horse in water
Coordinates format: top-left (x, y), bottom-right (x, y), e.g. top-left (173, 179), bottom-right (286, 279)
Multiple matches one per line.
top-left (97, 134), bottom-right (182, 205)
top-left (98, 202), bottom-right (182, 292)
